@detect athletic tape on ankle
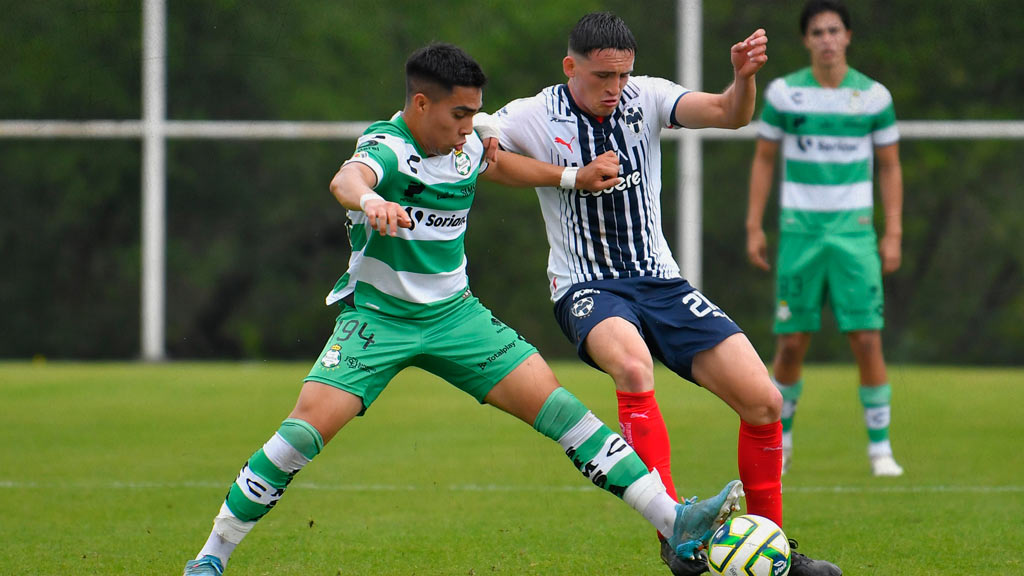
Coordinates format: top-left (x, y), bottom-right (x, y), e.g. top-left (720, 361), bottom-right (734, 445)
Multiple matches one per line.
top-left (214, 502), bottom-right (255, 544)
top-left (622, 468), bottom-right (666, 513)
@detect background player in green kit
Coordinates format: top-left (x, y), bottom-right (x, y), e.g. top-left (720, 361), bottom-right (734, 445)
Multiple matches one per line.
top-left (182, 43), bottom-right (743, 576)
top-left (746, 0), bottom-right (905, 477)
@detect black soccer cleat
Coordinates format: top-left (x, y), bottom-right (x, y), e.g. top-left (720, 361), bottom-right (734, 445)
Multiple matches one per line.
top-left (788, 539), bottom-right (842, 576)
top-left (659, 537), bottom-right (709, 576)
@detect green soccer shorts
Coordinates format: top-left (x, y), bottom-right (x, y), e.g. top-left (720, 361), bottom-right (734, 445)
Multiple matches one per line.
top-left (305, 292), bottom-right (538, 413)
top-left (773, 231), bottom-right (885, 334)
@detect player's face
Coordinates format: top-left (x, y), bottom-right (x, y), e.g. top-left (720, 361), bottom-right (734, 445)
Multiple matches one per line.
top-left (564, 48), bottom-right (634, 117)
top-left (418, 86), bottom-right (482, 156)
top-left (803, 11), bottom-right (851, 68)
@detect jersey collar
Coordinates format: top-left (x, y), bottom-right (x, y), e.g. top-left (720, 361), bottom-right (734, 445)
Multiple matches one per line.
top-left (561, 84), bottom-right (615, 124)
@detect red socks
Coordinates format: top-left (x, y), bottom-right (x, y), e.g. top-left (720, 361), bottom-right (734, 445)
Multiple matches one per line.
top-left (616, 390), bottom-right (678, 502)
top-left (738, 420), bottom-right (783, 526)
top-left (615, 392), bottom-right (784, 527)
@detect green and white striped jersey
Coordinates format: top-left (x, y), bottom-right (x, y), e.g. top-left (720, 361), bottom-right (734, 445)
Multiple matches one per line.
top-left (758, 67), bottom-right (898, 234)
top-left (326, 114), bottom-right (485, 319)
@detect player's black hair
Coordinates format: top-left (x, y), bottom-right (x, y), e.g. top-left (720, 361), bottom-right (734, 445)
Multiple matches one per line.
top-left (568, 11), bottom-right (638, 57)
top-left (405, 43), bottom-right (486, 103)
top-left (800, 0), bottom-right (851, 35)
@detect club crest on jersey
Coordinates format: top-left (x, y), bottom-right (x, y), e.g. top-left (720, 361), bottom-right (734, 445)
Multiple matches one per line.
top-left (454, 150), bottom-right (472, 176)
top-left (321, 344), bottom-right (342, 368)
top-left (624, 106), bottom-right (644, 134)
top-left (776, 301), bottom-right (792, 322)
top-left (572, 296), bottom-right (595, 318)
top-left (849, 89), bottom-right (863, 113)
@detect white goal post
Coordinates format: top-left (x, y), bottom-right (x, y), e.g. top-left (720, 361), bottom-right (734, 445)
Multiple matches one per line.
top-left (1, 0), bottom-right (1023, 361)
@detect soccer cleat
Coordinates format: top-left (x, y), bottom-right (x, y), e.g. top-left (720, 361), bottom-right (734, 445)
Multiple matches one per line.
top-left (871, 454), bottom-right (904, 477)
top-left (659, 537), bottom-right (709, 575)
top-left (183, 555), bottom-right (224, 576)
top-left (668, 479), bottom-right (743, 560)
top-left (788, 539), bottom-right (842, 576)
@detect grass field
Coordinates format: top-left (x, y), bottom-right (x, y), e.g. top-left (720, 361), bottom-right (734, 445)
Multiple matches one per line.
top-left (1, 361), bottom-right (1022, 575)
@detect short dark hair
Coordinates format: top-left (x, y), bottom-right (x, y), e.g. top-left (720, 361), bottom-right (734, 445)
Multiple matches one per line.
top-left (800, 0), bottom-right (851, 35)
top-left (405, 43), bottom-right (486, 103)
top-left (568, 11), bottom-right (637, 57)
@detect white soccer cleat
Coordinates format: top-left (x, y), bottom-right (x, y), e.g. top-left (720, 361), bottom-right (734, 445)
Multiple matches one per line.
top-left (870, 454), bottom-right (904, 477)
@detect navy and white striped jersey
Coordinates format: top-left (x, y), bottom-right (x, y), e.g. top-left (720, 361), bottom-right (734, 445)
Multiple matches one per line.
top-left (495, 76), bottom-right (690, 301)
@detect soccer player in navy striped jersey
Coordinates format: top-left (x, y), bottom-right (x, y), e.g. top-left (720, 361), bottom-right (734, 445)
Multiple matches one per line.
top-left (746, 0), bottom-right (905, 479)
top-left (182, 43), bottom-right (744, 576)
top-left (483, 12), bottom-right (840, 576)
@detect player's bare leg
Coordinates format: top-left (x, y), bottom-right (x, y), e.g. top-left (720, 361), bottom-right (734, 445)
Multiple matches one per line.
top-left (699, 335), bottom-right (840, 575)
top-left (585, 318), bottom-right (679, 498)
top-left (847, 330), bottom-right (902, 476)
top-left (584, 320), bottom-right (703, 575)
top-left (693, 333), bottom-right (783, 526)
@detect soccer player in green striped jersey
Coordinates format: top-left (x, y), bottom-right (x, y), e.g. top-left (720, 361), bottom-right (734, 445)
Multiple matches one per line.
top-left (182, 43), bottom-right (744, 576)
top-left (746, 0), bottom-right (905, 478)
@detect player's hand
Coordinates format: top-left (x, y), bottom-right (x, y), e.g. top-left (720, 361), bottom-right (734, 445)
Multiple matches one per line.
top-left (363, 197), bottom-right (412, 236)
top-left (746, 227), bottom-right (771, 271)
top-left (575, 151), bottom-right (624, 192)
top-left (473, 112), bottom-right (501, 164)
top-left (879, 233), bottom-right (902, 274)
top-left (481, 136), bottom-right (499, 164)
top-left (731, 29), bottom-right (768, 79)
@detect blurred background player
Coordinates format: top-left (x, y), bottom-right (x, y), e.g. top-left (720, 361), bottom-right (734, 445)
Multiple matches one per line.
top-left (484, 11), bottom-right (841, 576)
top-left (182, 42), bottom-right (743, 576)
top-left (745, 0), bottom-right (905, 477)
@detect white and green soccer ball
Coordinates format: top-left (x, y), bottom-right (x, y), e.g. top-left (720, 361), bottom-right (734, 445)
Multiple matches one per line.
top-left (707, 514), bottom-right (791, 576)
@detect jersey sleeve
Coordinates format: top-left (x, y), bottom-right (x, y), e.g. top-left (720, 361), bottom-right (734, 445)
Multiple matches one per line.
top-left (342, 126), bottom-right (401, 191)
top-left (870, 85), bottom-right (900, 147)
top-left (634, 76), bottom-right (690, 128)
top-left (757, 79), bottom-right (785, 141)
top-left (493, 96), bottom-right (543, 157)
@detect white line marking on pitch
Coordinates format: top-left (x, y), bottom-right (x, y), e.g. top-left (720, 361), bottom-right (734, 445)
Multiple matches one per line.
top-left (2, 480), bottom-right (1023, 494)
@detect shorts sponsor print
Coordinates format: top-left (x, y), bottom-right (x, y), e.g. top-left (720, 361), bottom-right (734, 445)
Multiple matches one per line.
top-left (306, 293), bottom-right (537, 413)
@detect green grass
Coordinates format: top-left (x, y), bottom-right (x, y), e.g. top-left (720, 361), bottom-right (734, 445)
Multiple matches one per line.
top-left (1, 361), bottom-right (1022, 575)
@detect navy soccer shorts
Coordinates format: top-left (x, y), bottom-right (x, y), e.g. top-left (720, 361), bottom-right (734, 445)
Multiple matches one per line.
top-left (553, 276), bottom-right (743, 383)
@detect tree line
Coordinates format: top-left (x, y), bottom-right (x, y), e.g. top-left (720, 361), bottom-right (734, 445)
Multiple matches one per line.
top-left (1, 0), bottom-right (1021, 363)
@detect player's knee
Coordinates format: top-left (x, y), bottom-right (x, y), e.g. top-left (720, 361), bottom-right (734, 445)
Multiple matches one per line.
top-left (607, 355), bottom-right (654, 393)
top-left (764, 385), bottom-right (783, 422)
top-left (847, 330), bottom-right (882, 358)
top-left (739, 383), bottom-right (782, 425)
top-left (775, 335), bottom-right (808, 366)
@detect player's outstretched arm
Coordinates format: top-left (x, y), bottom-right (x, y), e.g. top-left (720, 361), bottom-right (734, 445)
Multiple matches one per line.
top-left (329, 162), bottom-right (411, 237)
top-left (480, 149), bottom-right (623, 192)
top-left (674, 29), bottom-right (768, 130)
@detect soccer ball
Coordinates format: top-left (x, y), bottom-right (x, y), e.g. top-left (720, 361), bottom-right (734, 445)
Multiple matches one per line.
top-left (707, 514), bottom-right (791, 576)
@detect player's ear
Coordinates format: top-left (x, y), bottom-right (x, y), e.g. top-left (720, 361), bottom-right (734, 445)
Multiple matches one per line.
top-left (412, 92), bottom-right (429, 113)
top-left (562, 55), bottom-right (576, 79)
